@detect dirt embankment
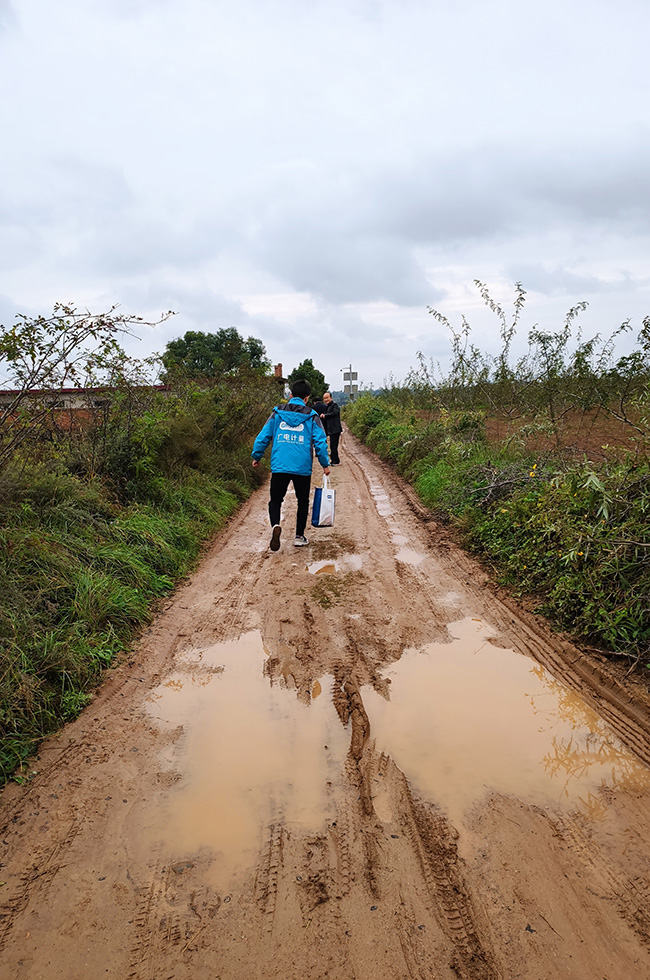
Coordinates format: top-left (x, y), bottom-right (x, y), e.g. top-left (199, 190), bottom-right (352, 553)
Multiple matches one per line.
top-left (2, 432), bottom-right (650, 980)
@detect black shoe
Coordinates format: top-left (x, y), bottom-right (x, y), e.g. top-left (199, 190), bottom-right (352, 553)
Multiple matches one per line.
top-left (270, 525), bottom-right (282, 551)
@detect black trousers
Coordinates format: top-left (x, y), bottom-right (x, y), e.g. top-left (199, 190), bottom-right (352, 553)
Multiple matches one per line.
top-left (269, 472), bottom-right (311, 536)
top-left (329, 431), bottom-right (341, 464)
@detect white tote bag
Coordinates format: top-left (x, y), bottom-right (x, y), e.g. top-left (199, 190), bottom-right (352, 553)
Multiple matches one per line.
top-left (311, 474), bottom-right (336, 527)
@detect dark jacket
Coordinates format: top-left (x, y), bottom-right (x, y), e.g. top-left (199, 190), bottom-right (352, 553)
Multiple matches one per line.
top-left (323, 400), bottom-right (342, 435)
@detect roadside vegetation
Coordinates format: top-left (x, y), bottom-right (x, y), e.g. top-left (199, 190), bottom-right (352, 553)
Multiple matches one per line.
top-left (0, 308), bottom-right (279, 781)
top-left (346, 283), bottom-right (650, 668)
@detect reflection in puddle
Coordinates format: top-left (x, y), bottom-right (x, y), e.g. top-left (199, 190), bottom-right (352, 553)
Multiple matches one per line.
top-left (395, 548), bottom-right (424, 566)
top-left (145, 632), bottom-right (348, 883)
top-left (313, 562), bottom-right (338, 575)
top-left (363, 618), bottom-right (650, 824)
top-left (369, 479), bottom-right (425, 568)
top-left (369, 481), bottom-right (393, 518)
top-left (308, 555), bottom-right (363, 575)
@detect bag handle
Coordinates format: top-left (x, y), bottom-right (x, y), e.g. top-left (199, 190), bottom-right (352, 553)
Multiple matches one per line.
top-left (322, 473), bottom-right (330, 490)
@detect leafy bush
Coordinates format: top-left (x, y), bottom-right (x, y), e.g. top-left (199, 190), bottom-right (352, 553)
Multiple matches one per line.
top-left (467, 461), bottom-right (650, 652)
top-left (345, 394), bottom-right (394, 440)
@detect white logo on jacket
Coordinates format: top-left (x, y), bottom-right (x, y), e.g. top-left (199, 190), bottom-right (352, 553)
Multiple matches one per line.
top-left (279, 420), bottom-right (305, 432)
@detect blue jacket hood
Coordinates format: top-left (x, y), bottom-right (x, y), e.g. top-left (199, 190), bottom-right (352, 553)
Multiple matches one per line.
top-left (274, 398), bottom-right (313, 427)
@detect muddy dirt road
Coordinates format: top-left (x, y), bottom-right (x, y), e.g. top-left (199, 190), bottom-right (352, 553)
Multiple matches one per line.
top-left (3, 433), bottom-right (650, 980)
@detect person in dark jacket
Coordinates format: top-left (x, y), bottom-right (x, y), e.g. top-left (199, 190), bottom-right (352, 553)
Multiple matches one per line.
top-left (252, 379), bottom-right (330, 550)
top-left (312, 395), bottom-right (327, 418)
top-left (321, 391), bottom-right (342, 464)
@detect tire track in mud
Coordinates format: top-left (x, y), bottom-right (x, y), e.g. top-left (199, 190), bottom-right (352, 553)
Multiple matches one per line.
top-left (332, 663), bottom-right (500, 979)
top-left (214, 551), bottom-right (263, 635)
top-left (254, 822), bottom-right (286, 930)
top-left (330, 805), bottom-right (353, 899)
top-left (548, 810), bottom-right (650, 947)
top-left (399, 791), bottom-right (499, 980)
top-left (127, 855), bottom-right (226, 980)
top-left (128, 874), bottom-right (179, 980)
top-left (0, 816), bottom-right (80, 952)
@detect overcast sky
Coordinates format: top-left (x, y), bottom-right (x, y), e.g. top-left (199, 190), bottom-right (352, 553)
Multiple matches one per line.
top-left (1, 0), bottom-right (649, 389)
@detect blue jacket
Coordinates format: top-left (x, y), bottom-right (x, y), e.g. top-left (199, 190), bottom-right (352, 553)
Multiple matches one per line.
top-left (252, 398), bottom-right (330, 475)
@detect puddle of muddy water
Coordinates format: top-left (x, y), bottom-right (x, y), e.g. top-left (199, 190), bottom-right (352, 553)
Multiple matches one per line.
top-left (369, 482), bottom-right (393, 518)
top-left (308, 555), bottom-right (363, 575)
top-left (363, 618), bottom-right (650, 825)
top-left (369, 480), bottom-right (425, 567)
top-left (311, 561), bottom-right (338, 575)
top-left (395, 547), bottom-right (424, 566)
top-left (144, 632), bottom-right (349, 882)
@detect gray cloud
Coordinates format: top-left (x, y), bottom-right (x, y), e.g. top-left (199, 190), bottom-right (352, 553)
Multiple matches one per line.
top-left (362, 140), bottom-right (650, 245)
top-left (535, 156), bottom-right (650, 231)
top-left (6, 137), bottom-right (650, 298)
top-left (0, 292), bottom-right (35, 333)
top-left (505, 264), bottom-right (650, 298)
top-left (0, 156), bottom-right (135, 267)
top-left (0, 1), bottom-right (16, 33)
top-left (117, 280), bottom-right (248, 334)
top-left (255, 228), bottom-right (434, 306)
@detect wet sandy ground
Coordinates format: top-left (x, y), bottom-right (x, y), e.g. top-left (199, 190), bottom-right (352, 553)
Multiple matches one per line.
top-left (2, 433), bottom-right (650, 979)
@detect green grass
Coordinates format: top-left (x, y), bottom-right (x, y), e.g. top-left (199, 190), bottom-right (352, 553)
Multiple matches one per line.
top-left (0, 466), bottom-right (249, 782)
top-left (0, 471), bottom-right (245, 783)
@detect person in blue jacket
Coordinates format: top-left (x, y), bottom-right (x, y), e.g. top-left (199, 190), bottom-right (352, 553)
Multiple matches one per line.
top-left (252, 379), bottom-right (330, 550)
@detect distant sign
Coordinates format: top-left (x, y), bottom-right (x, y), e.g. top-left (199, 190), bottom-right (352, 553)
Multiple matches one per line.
top-left (343, 372), bottom-right (358, 382)
top-left (344, 384), bottom-right (359, 394)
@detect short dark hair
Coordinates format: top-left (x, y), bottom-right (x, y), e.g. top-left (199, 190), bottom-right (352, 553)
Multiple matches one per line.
top-left (291, 379), bottom-right (311, 399)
